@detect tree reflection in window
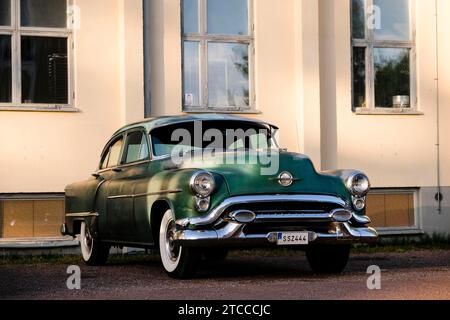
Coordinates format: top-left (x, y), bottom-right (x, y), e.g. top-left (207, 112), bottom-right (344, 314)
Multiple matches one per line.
top-left (374, 48), bottom-right (410, 108)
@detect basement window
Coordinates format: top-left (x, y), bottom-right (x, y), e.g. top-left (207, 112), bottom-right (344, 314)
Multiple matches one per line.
top-left (0, 196), bottom-right (65, 239)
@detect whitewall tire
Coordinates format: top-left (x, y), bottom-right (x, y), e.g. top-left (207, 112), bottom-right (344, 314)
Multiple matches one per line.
top-left (80, 221), bottom-right (110, 266)
top-left (159, 210), bottom-right (200, 278)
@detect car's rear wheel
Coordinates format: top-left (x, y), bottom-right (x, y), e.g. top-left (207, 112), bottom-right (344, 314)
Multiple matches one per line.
top-left (159, 210), bottom-right (200, 279)
top-left (80, 221), bottom-right (110, 266)
top-left (306, 245), bottom-right (351, 274)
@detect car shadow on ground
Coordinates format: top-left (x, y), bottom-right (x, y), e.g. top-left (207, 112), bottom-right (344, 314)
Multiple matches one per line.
top-left (103, 250), bottom-right (450, 280)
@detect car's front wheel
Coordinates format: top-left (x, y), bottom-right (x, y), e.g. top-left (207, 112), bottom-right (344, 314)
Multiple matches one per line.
top-left (159, 210), bottom-right (200, 279)
top-left (306, 245), bottom-right (351, 274)
top-left (80, 221), bottom-right (110, 266)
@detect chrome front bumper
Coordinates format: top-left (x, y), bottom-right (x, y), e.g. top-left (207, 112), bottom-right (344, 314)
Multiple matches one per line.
top-left (173, 222), bottom-right (378, 247)
top-left (174, 194), bottom-right (379, 247)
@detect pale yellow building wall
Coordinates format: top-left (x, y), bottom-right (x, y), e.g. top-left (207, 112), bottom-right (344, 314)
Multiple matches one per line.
top-left (320, 0), bottom-right (443, 188)
top-left (148, 0), bottom-right (318, 160)
top-left (0, 0), bottom-right (144, 193)
top-left (294, 0), bottom-right (322, 168)
top-left (250, 0), bottom-right (303, 154)
top-left (437, 0), bottom-right (450, 187)
top-left (120, 0), bottom-right (145, 124)
top-left (1, 0), bottom-right (447, 194)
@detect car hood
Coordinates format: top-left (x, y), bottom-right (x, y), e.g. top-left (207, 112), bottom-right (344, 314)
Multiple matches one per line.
top-left (178, 151), bottom-right (349, 198)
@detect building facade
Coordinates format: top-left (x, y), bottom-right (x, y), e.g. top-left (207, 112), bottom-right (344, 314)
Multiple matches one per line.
top-left (0, 0), bottom-right (449, 243)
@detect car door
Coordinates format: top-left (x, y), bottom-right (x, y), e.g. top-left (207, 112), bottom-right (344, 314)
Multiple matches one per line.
top-left (94, 135), bottom-right (126, 241)
top-left (106, 129), bottom-right (151, 243)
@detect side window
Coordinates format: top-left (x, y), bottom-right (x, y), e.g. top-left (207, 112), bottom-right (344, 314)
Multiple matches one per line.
top-left (123, 131), bottom-right (149, 164)
top-left (100, 148), bottom-right (111, 170)
top-left (107, 137), bottom-right (124, 168)
top-left (250, 133), bottom-right (269, 150)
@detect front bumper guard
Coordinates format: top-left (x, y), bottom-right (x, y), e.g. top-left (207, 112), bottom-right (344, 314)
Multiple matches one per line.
top-left (173, 222), bottom-right (379, 247)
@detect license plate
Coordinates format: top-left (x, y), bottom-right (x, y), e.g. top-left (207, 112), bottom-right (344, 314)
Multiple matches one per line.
top-left (277, 232), bottom-right (309, 246)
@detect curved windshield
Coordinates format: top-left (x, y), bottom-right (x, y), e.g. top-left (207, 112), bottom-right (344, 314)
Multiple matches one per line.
top-left (151, 121), bottom-right (278, 157)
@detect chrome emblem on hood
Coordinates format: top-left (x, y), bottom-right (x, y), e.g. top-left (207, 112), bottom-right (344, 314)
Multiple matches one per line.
top-left (278, 172), bottom-right (294, 187)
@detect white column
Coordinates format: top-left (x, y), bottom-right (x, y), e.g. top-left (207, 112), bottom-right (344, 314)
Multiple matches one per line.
top-left (296, 0), bottom-right (322, 169)
top-left (119, 0), bottom-right (145, 125)
top-left (148, 0), bottom-right (183, 117)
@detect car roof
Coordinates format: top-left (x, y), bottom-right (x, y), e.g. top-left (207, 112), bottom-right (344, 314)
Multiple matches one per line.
top-left (113, 114), bottom-right (279, 136)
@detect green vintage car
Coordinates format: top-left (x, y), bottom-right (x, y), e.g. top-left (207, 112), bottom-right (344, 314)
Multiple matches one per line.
top-left (62, 114), bottom-right (378, 278)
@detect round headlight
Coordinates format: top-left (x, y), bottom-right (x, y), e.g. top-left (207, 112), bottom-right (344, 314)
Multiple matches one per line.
top-left (352, 197), bottom-right (366, 211)
top-left (347, 173), bottom-right (370, 197)
top-left (190, 171), bottom-right (216, 198)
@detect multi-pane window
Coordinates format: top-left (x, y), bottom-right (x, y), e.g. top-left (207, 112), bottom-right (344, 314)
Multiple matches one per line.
top-left (182, 0), bottom-right (254, 111)
top-left (0, 0), bottom-right (72, 109)
top-left (351, 0), bottom-right (416, 111)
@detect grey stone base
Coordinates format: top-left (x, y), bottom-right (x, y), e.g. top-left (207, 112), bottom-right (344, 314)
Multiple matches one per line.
top-left (419, 187), bottom-right (450, 236)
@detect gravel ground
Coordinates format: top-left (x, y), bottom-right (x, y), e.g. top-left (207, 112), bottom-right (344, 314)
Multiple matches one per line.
top-left (1, 250), bottom-right (449, 300)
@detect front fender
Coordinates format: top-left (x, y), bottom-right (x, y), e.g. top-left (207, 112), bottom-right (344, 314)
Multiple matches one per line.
top-left (148, 169), bottom-right (230, 222)
top-left (322, 169), bottom-right (370, 214)
top-left (322, 169), bottom-right (367, 184)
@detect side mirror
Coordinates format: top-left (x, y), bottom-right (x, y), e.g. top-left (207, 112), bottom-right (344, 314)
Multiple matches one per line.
top-left (92, 173), bottom-right (101, 179)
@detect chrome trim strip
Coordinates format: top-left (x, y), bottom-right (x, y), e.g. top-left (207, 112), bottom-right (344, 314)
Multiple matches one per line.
top-left (65, 212), bottom-right (99, 218)
top-left (254, 209), bottom-right (352, 223)
top-left (255, 213), bottom-right (332, 222)
top-left (268, 175), bottom-right (302, 185)
top-left (107, 195), bottom-right (132, 200)
top-left (95, 160), bottom-right (151, 175)
top-left (352, 213), bottom-right (372, 224)
top-left (176, 194), bottom-right (349, 227)
top-left (108, 189), bottom-right (183, 200)
top-left (152, 154), bottom-right (172, 161)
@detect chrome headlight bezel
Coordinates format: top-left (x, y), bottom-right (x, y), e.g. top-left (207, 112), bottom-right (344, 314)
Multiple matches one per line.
top-left (190, 171), bottom-right (216, 198)
top-left (352, 196), bottom-right (367, 211)
top-left (195, 196), bottom-right (211, 212)
top-left (346, 172), bottom-right (370, 197)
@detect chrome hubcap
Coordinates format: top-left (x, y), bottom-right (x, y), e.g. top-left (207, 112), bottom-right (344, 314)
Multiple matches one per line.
top-left (83, 225), bottom-right (93, 250)
top-left (165, 220), bottom-right (180, 262)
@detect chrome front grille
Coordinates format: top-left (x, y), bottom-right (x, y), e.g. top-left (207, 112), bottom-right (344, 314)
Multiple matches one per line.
top-left (223, 201), bottom-right (345, 224)
top-left (221, 200), bottom-right (348, 235)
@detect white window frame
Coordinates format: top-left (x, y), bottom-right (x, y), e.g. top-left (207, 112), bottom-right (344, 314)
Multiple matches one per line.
top-left (0, 0), bottom-right (76, 112)
top-left (351, 0), bottom-right (419, 115)
top-left (181, 0), bottom-right (256, 113)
